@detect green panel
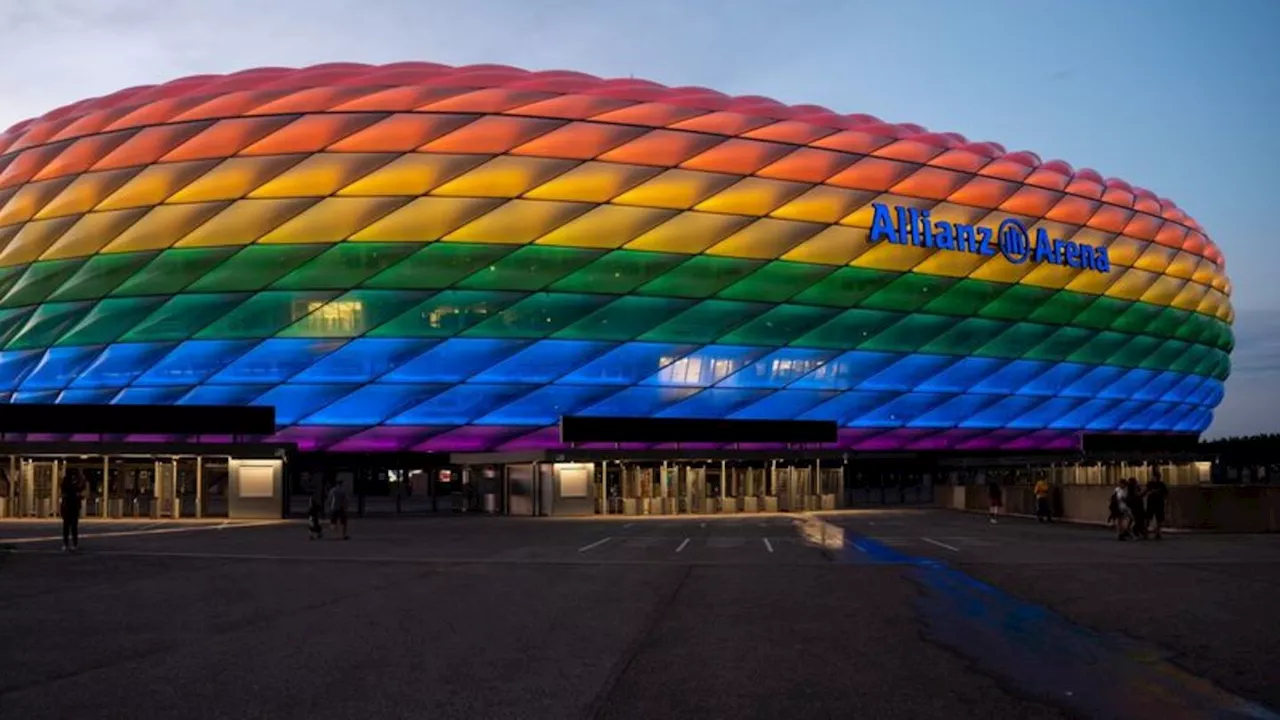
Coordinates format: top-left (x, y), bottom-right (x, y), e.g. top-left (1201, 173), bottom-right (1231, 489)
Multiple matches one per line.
top-left (1, 259), bottom-right (85, 308)
top-left (1207, 353), bottom-right (1231, 380)
top-left (717, 261), bottom-right (837, 304)
top-left (1026, 290), bottom-right (1097, 326)
top-left (0, 306), bottom-right (35, 347)
top-left (718, 305), bottom-right (841, 346)
top-left (6, 301), bottom-right (94, 350)
top-left (549, 251), bottom-right (688, 295)
top-left (1108, 334), bottom-right (1163, 368)
top-left (458, 246), bottom-right (603, 291)
top-left (1205, 321), bottom-right (1234, 352)
top-left (369, 290), bottom-right (521, 338)
top-left (47, 252), bottom-right (159, 302)
top-left (56, 297), bottom-right (168, 346)
top-left (554, 296), bottom-right (694, 341)
top-left (0, 265), bottom-right (27, 302)
top-left (272, 242), bottom-right (422, 291)
top-left (121, 293), bottom-right (251, 342)
top-left (640, 300), bottom-right (768, 344)
top-left (859, 273), bottom-right (959, 313)
top-left (921, 279), bottom-right (1011, 318)
top-left (791, 267), bottom-right (894, 308)
top-left (1168, 343), bottom-right (1208, 375)
top-left (278, 289), bottom-right (431, 338)
top-left (978, 285), bottom-right (1056, 322)
top-left (463, 292), bottom-right (613, 339)
top-left (975, 323), bottom-right (1060, 359)
top-left (1149, 307), bottom-right (1190, 340)
top-left (1024, 326), bottom-right (1096, 362)
top-left (362, 243), bottom-right (513, 290)
top-left (1141, 339), bottom-right (1192, 371)
top-left (1171, 310), bottom-right (1210, 343)
top-left (1072, 296), bottom-right (1130, 331)
top-left (792, 308), bottom-right (902, 350)
top-left (636, 256), bottom-right (764, 299)
top-left (1109, 301), bottom-right (1166, 336)
top-left (1066, 331), bottom-right (1132, 365)
top-left (187, 244), bottom-right (326, 292)
top-left (919, 318), bottom-right (1010, 356)
top-left (859, 314), bottom-right (957, 353)
top-left (111, 247), bottom-right (241, 297)
top-left (196, 291), bottom-right (339, 339)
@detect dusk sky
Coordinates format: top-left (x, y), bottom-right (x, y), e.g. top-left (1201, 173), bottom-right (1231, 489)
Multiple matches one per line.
top-left (0, 0), bottom-right (1274, 437)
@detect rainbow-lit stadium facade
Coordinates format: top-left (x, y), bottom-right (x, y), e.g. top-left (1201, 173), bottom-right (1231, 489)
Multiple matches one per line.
top-left (0, 62), bottom-right (1233, 454)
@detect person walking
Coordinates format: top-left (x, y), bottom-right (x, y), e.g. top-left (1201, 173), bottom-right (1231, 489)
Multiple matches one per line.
top-left (1034, 478), bottom-right (1052, 523)
top-left (327, 480), bottom-right (350, 540)
top-left (1145, 474), bottom-right (1169, 540)
top-left (1125, 478), bottom-right (1147, 539)
top-left (60, 473), bottom-right (82, 552)
top-left (987, 479), bottom-right (1003, 524)
top-left (1111, 480), bottom-right (1133, 540)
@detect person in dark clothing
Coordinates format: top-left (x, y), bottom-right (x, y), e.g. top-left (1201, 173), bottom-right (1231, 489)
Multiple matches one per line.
top-left (987, 480), bottom-right (1003, 524)
top-left (1125, 478), bottom-right (1146, 539)
top-left (1145, 475), bottom-right (1169, 539)
top-left (60, 474), bottom-right (82, 552)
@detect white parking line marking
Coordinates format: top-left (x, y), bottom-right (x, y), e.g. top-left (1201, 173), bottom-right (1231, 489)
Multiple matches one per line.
top-left (676, 538), bottom-right (691, 553)
top-left (922, 537), bottom-right (960, 552)
top-left (578, 537), bottom-right (612, 553)
top-left (763, 538), bottom-right (774, 553)
top-left (851, 542), bottom-right (868, 553)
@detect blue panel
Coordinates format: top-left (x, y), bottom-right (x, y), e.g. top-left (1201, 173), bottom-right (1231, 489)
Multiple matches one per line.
top-left (577, 386), bottom-right (700, 417)
top-left (801, 390), bottom-right (898, 424)
top-left (1192, 380), bottom-right (1224, 408)
top-left (658, 388), bottom-right (771, 419)
top-left (1100, 368), bottom-right (1158, 401)
top-left (1150, 404), bottom-right (1191, 432)
top-left (303, 384), bottom-right (445, 426)
top-left (293, 338), bottom-right (435, 383)
top-left (643, 345), bottom-right (768, 387)
top-left (912, 394), bottom-right (1002, 428)
top-left (137, 340), bottom-right (257, 387)
top-left (972, 360), bottom-right (1052, 395)
top-left (850, 392), bottom-right (948, 428)
top-left (731, 389), bottom-right (838, 420)
top-left (1022, 363), bottom-right (1092, 397)
top-left (179, 385), bottom-right (268, 406)
top-left (916, 357), bottom-right (1008, 394)
top-left (790, 350), bottom-right (898, 391)
top-left (113, 386), bottom-right (190, 405)
top-left (71, 343), bottom-right (177, 389)
top-left (471, 340), bottom-right (612, 384)
top-left (717, 348), bottom-right (839, 389)
top-left (59, 388), bottom-right (118, 404)
top-left (1049, 398), bottom-right (1118, 430)
top-left (212, 339), bottom-right (347, 384)
top-left (1063, 365), bottom-right (1126, 399)
top-left (389, 384), bottom-right (530, 425)
top-left (1162, 374), bottom-right (1205, 404)
top-left (382, 339), bottom-right (527, 383)
top-left (1009, 397), bottom-right (1083, 429)
top-left (1174, 407), bottom-right (1211, 433)
top-left (477, 385), bottom-right (615, 425)
top-left (559, 343), bottom-right (696, 386)
top-left (1134, 371), bottom-right (1180, 402)
top-left (1085, 400), bottom-right (1146, 431)
top-left (860, 355), bottom-right (956, 392)
top-left (961, 395), bottom-right (1044, 429)
top-left (251, 384), bottom-right (356, 425)
top-left (1120, 401), bottom-right (1171, 431)
top-left (13, 390), bottom-right (58, 404)
top-left (0, 350), bottom-right (42, 391)
top-left (21, 347), bottom-right (102, 391)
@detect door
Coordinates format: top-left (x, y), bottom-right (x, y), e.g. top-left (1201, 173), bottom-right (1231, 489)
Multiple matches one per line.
top-left (20, 460), bottom-right (56, 518)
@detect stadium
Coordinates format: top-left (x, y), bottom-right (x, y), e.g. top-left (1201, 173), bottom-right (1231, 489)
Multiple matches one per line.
top-left (0, 62), bottom-right (1233, 517)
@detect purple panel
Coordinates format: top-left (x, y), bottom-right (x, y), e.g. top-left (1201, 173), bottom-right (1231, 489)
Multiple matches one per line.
top-left (70, 433), bottom-right (103, 442)
top-left (955, 430), bottom-right (1021, 451)
top-left (497, 426), bottom-right (565, 452)
top-left (905, 430), bottom-right (982, 451)
top-left (578, 441), bottom-right (654, 450)
top-left (735, 442), bottom-right (792, 451)
top-left (414, 425), bottom-right (524, 452)
top-left (328, 426), bottom-right (440, 453)
top-left (268, 426), bottom-right (355, 451)
top-left (835, 428), bottom-right (879, 448)
top-left (651, 441), bottom-right (723, 451)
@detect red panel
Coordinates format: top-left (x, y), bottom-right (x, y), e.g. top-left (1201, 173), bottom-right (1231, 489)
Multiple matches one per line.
top-left (742, 120), bottom-right (835, 145)
top-left (92, 121), bottom-right (215, 169)
top-left (103, 96), bottom-right (211, 131)
top-left (328, 113), bottom-right (474, 152)
top-left (420, 115), bottom-right (564, 154)
top-left (239, 113), bottom-right (385, 155)
top-left (247, 85), bottom-right (381, 115)
top-left (589, 102), bottom-right (707, 128)
top-left (31, 130), bottom-right (136, 181)
top-left (505, 94), bottom-right (632, 120)
top-left (811, 130), bottom-right (895, 155)
top-left (873, 139), bottom-right (946, 163)
top-left (330, 86), bottom-right (471, 112)
top-left (977, 158), bottom-right (1034, 182)
top-left (1153, 220), bottom-right (1189, 250)
top-left (510, 121), bottom-right (646, 160)
top-left (171, 90), bottom-right (293, 122)
top-left (0, 142), bottom-right (71, 190)
top-left (420, 88), bottom-right (555, 114)
top-left (926, 149), bottom-right (989, 173)
top-left (47, 108), bottom-right (132, 143)
top-left (160, 116), bottom-right (296, 162)
top-left (670, 112), bottom-right (773, 136)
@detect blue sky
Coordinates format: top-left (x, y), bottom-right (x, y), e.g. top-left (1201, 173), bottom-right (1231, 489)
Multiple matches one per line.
top-left (0, 0), bottom-right (1275, 437)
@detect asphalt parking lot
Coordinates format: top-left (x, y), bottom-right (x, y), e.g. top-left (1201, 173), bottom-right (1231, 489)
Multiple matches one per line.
top-left (2, 511), bottom-right (1278, 719)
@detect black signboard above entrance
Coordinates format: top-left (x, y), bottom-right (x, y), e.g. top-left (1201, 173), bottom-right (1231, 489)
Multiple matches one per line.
top-left (559, 416), bottom-right (838, 444)
top-left (0, 404), bottom-right (276, 435)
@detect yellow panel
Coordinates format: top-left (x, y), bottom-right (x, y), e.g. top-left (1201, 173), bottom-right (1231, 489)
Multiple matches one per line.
top-left (693, 177), bottom-right (809, 216)
top-left (95, 160), bottom-right (219, 210)
top-left (910, 246), bottom-right (991, 278)
top-left (624, 211), bottom-right (752, 254)
top-left (769, 186), bottom-right (874, 224)
top-left (351, 197), bottom-right (503, 242)
top-left (257, 197), bottom-right (409, 244)
top-left (1067, 226), bottom-right (1117, 249)
top-left (168, 155), bottom-right (305, 204)
top-left (0, 225), bottom-right (19, 262)
top-left (430, 156), bottom-right (578, 199)
top-left (780, 226), bottom-right (870, 266)
top-left (338, 154), bottom-right (488, 197)
top-left (523, 161), bottom-right (660, 203)
top-left (851, 242), bottom-right (935, 272)
top-left (1103, 236), bottom-right (1146, 268)
top-left (1217, 303), bottom-right (1233, 323)
top-left (1209, 274), bottom-right (1229, 293)
top-left (916, 202), bottom-right (990, 228)
top-left (248, 153), bottom-right (395, 199)
top-left (40, 208), bottom-right (150, 260)
top-left (611, 169), bottom-right (738, 210)
top-left (704, 218), bottom-right (824, 259)
top-left (1104, 268), bottom-right (1160, 301)
top-left (967, 255), bottom-right (1039, 284)
top-left (1169, 281), bottom-right (1208, 312)
top-left (1018, 262), bottom-right (1080, 290)
top-left (171, 199), bottom-right (314, 249)
top-left (534, 205), bottom-right (676, 249)
top-left (1025, 219), bottom-right (1079, 244)
top-left (839, 194), bottom-right (934, 229)
top-left (1063, 265), bottom-right (1120, 296)
top-left (1138, 274), bottom-right (1186, 307)
top-left (0, 178), bottom-right (74, 227)
top-left (1196, 292), bottom-right (1222, 317)
top-left (1131, 243), bottom-right (1177, 274)
top-left (34, 168), bottom-right (140, 219)
top-left (1164, 251), bottom-right (1199, 280)
top-left (443, 199), bottom-right (594, 245)
top-left (1190, 258), bottom-right (1219, 286)
top-left (0, 216), bottom-right (78, 266)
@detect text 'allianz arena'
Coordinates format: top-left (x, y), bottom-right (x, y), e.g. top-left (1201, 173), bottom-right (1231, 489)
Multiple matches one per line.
top-left (0, 62), bottom-right (1232, 452)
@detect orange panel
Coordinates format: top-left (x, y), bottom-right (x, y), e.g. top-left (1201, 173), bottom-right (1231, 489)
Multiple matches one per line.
top-left (4, 119), bottom-right (70, 154)
top-left (695, 177), bottom-right (809, 216)
top-left (928, 149), bottom-right (990, 173)
top-left (421, 115), bottom-right (565, 154)
top-left (0, 143), bottom-right (69, 190)
top-left (947, 176), bottom-right (1020, 209)
top-left (103, 96), bottom-right (209, 131)
top-left (168, 155), bottom-right (305, 203)
top-left (40, 208), bottom-right (149, 260)
top-left (742, 120), bottom-right (834, 145)
top-left (611, 169), bottom-right (738, 210)
top-left (704, 218), bottom-right (825, 259)
top-left (976, 159), bottom-right (1033, 182)
top-left (338, 154), bottom-right (488, 197)
top-left (443, 199), bottom-right (594, 244)
top-left (327, 113), bottom-right (474, 152)
top-left (781, 226), bottom-right (870, 266)
top-left (420, 88), bottom-right (554, 114)
top-left (0, 178), bottom-right (74, 226)
top-left (1133, 196), bottom-right (1162, 215)
top-left (1022, 167), bottom-right (1071, 191)
top-left (249, 153), bottom-right (396, 199)
top-left (239, 114), bottom-right (385, 156)
top-left (91, 121), bottom-right (215, 170)
top-left (756, 147), bottom-right (856, 183)
top-left (679, 138), bottom-right (791, 175)
top-left (811, 131), bottom-right (893, 155)
top-left (1044, 195), bottom-right (1099, 225)
top-left (523, 161), bottom-right (660, 203)
top-left (103, 202), bottom-right (230, 253)
top-left (246, 86), bottom-right (376, 115)
top-left (173, 199), bottom-right (315, 248)
top-left (1085, 204), bottom-right (1133, 234)
top-left (32, 131), bottom-right (136, 181)
top-left (1121, 212), bottom-right (1162, 241)
top-left (47, 108), bottom-right (130, 143)
top-left (872, 140), bottom-right (945, 164)
top-left (668, 111), bottom-right (770, 136)
top-left (34, 168), bottom-right (139, 219)
top-left (332, 86), bottom-right (471, 113)
top-left (351, 197), bottom-right (503, 242)
top-left (510, 122), bottom-right (646, 160)
top-left (1181, 231), bottom-right (1208, 255)
top-left (171, 90), bottom-right (291, 122)
top-left (1101, 187), bottom-right (1135, 208)
top-left (431, 156), bottom-right (577, 198)
top-left (95, 160), bottom-right (219, 210)
top-left (889, 167), bottom-right (968, 200)
top-left (825, 157), bottom-right (918, 192)
top-left (770, 186), bottom-right (875, 224)
top-left (590, 102), bottom-right (706, 128)
top-left (257, 196), bottom-right (409, 244)
top-left (535, 205), bottom-right (676, 249)
top-left (625, 212), bottom-right (753, 254)
top-left (506, 94), bottom-right (631, 120)
top-left (1064, 177), bottom-right (1104, 199)
top-left (998, 186), bottom-right (1063, 216)
top-left (596, 129), bottom-right (722, 167)
top-left (0, 216), bottom-right (78, 266)
top-left (1153, 221), bottom-right (1189, 250)
top-left (160, 117), bottom-right (296, 163)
